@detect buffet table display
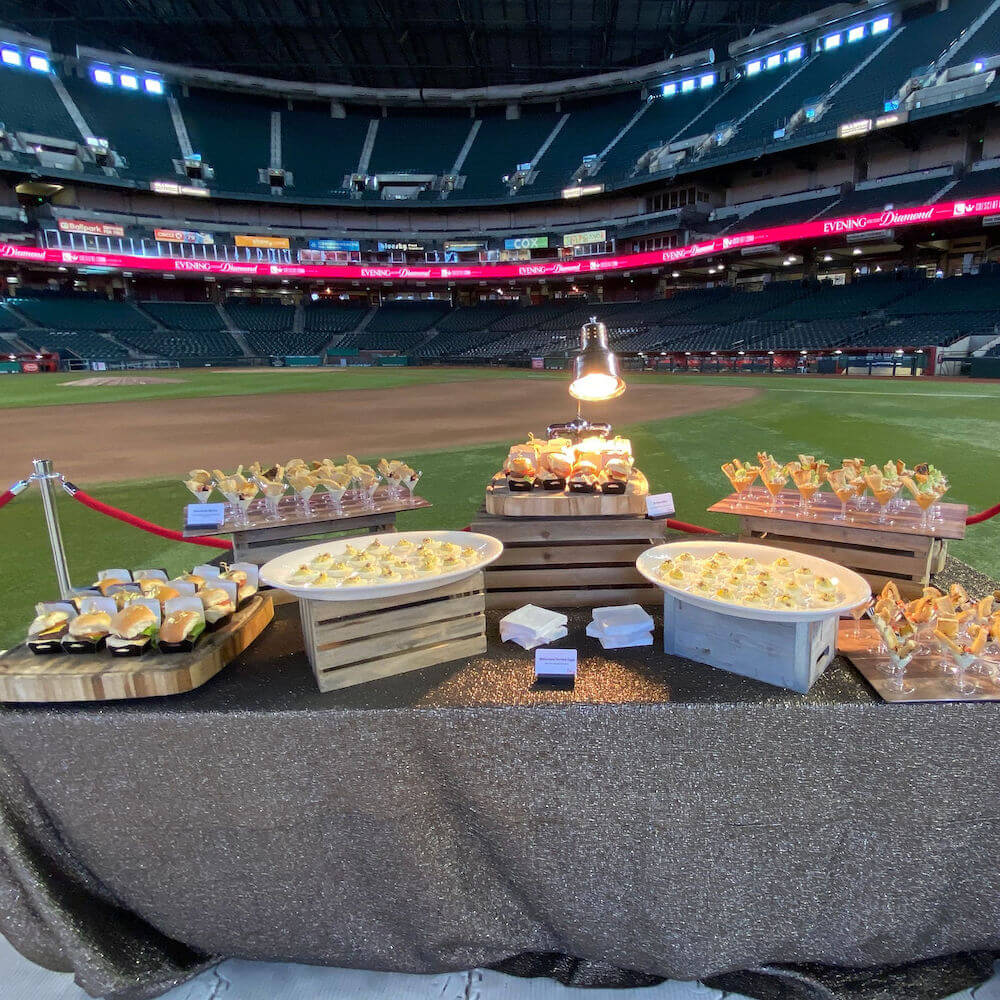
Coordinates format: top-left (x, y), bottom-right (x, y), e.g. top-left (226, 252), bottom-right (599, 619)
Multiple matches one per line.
top-left (181, 458), bottom-right (430, 563)
top-left (260, 531), bottom-right (503, 691)
top-left (3, 590), bottom-right (1000, 1000)
top-left (710, 455), bottom-right (966, 595)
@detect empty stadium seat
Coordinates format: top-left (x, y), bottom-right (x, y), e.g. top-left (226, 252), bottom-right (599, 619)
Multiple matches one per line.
top-left (0, 303), bottom-right (24, 331)
top-left (18, 329), bottom-right (130, 361)
top-left (224, 300), bottom-right (296, 332)
top-left (10, 295), bottom-right (153, 331)
top-left (0, 64), bottom-right (77, 138)
top-left (141, 302), bottom-right (224, 331)
top-left (302, 302), bottom-right (367, 334)
top-left (364, 300), bottom-right (452, 334)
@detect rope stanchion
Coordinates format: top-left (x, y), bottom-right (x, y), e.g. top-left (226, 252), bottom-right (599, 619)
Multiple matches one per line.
top-left (0, 478), bottom-right (32, 511)
top-left (967, 503), bottom-right (1000, 526)
top-left (62, 482), bottom-right (233, 550)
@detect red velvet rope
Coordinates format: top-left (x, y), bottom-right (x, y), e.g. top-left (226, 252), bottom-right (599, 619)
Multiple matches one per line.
top-left (967, 503), bottom-right (1000, 526)
top-left (0, 489), bottom-right (16, 511)
top-left (665, 518), bottom-right (720, 535)
top-left (66, 486), bottom-right (233, 550)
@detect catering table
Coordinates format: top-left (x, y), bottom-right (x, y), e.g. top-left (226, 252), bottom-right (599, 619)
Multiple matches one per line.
top-left (1, 561), bottom-right (999, 1000)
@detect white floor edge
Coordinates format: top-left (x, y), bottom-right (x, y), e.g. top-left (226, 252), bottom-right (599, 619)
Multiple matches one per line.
top-left (2, 935), bottom-right (997, 1000)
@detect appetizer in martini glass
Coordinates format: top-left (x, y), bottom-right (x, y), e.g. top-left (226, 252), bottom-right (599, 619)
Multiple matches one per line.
top-left (826, 469), bottom-right (855, 522)
top-left (790, 467), bottom-right (822, 519)
top-left (721, 460), bottom-right (759, 509)
top-left (864, 469), bottom-right (901, 525)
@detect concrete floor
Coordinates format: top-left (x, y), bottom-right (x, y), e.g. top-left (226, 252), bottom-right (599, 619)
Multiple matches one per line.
top-left (3, 935), bottom-right (998, 1000)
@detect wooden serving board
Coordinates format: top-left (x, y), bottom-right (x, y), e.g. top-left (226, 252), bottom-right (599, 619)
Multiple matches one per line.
top-left (0, 595), bottom-right (273, 703)
top-left (485, 471), bottom-right (648, 517)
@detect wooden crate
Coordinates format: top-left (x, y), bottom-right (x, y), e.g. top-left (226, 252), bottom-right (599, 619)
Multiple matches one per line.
top-left (470, 508), bottom-right (667, 609)
top-left (300, 573), bottom-right (487, 692)
top-left (0, 596), bottom-right (273, 703)
top-left (662, 591), bottom-right (837, 693)
top-left (708, 491), bottom-right (966, 595)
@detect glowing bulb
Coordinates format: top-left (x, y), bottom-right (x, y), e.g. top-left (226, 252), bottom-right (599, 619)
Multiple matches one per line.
top-left (569, 372), bottom-right (622, 402)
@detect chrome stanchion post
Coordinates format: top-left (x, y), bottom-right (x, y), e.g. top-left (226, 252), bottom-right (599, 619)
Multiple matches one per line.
top-left (32, 458), bottom-right (72, 599)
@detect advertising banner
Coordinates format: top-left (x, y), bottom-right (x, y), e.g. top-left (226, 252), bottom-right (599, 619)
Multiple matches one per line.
top-left (234, 234), bottom-right (290, 250)
top-left (57, 219), bottom-right (125, 238)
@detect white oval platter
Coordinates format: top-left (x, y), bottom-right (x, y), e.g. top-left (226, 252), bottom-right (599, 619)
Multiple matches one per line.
top-left (259, 530), bottom-right (503, 602)
top-left (636, 539), bottom-right (871, 623)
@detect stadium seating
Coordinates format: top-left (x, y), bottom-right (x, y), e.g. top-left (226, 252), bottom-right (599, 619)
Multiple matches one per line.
top-left (945, 1), bottom-right (1000, 66)
top-left (141, 301), bottom-right (224, 331)
top-left (434, 304), bottom-right (520, 333)
top-left (224, 300), bottom-right (296, 332)
top-left (63, 76), bottom-right (181, 180)
top-left (116, 330), bottom-right (243, 362)
top-left (817, 172), bottom-right (950, 216)
top-left (459, 108), bottom-right (563, 199)
top-left (9, 295), bottom-right (153, 331)
top-left (179, 87), bottom-right (279, 195)
top-left (0, 65), bottom-right (77, 138)
top-left (946, 164), bottom-right (1000, 202)
top-left (0, 303), bottom-right (24, 330)
top-left (243, 332), bottom-right (331, 356)
top-left (17, 329), bottom-right (130, 361)
top-left (302, 301), bottom-right (368, 334)
top-left (368, 110), bottom-right (473, 179)
top-left (885, 273), bottom-right (1000, 315)
top-left (364, 300), bottom-right (452, 334)
top-left (715, 192), bottom-right (842, 232)
top-left (276, 103), bottom-right (371, 199)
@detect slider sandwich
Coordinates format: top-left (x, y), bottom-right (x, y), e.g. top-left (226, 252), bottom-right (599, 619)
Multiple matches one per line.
top-left (159, 610), bottom-right (204, 649)
top-left (67, 611), bottom-right (113, 644)
top-left (107, 604), bottom-right (158, 653)
top-left (28, 609), bottom-right (71, 643)
top-left (201, 586), bottom-right (235, 625)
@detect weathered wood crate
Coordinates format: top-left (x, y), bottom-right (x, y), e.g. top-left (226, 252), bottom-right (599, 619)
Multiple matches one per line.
top-left (708, 491), bottom-right (966, 598)
top-left (470, 508), bottom-right (667, 609)
top-left (663, 591), bottom-right (837, 693)
top-left (300, 573), bottom-right (487, 692)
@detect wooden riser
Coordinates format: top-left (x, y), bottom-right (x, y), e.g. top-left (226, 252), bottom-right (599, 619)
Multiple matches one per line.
top-left (485, 472), bottom-right (648, 517)
top-left (232, 513), bottom-right (398, 564)
top-left (737, 513), bottom-right (948, 587)
top-left (471, 509), bottom-right (666, 610)
top-left (301, 573), bottom-right (487, 692)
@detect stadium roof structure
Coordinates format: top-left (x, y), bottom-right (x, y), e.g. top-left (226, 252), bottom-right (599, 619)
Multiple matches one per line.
top-left (0, 0), bottom-right (845, 90)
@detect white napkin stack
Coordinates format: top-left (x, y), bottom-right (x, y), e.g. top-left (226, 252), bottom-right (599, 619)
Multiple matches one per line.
top-left (500, 605), bottom-right (569, 650)
top-left (586, 604), bottom-right (654, 649)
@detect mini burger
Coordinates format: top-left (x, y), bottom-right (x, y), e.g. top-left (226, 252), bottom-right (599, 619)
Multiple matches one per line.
top-left (28, 609), bottom-right (71, 642)
top-left (107, 604), bottom-right (158, 652)
top-left (94, 576), bottom-right (127, 597)
top-left (67, 610), bottom-right (113, 643)
top-left (220, 568), bottom-right (255, 602)
top-left (159, 610), bottom-right (204, 648)
top-left (201, 586), bottom-right (235, 624)
top-left (179, 573), bottom-right (206, 591)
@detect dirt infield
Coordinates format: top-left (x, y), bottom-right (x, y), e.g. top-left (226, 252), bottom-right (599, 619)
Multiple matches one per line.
top-left (0, 379), bottom-right (758, 485)
top-left (61, 376), bottom-right (188, 387)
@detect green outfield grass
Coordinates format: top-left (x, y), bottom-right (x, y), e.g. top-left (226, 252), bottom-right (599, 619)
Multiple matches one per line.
top-left (0, 367), bottom-right (558, 409)
top-left (2, 371), bottom-right (998, 651)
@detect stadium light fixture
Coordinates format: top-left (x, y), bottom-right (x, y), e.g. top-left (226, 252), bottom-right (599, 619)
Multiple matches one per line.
top-left (823, 254), bottom-right (833, 262)
top-left (852, 247), bottom-right (863, 255)
top-left (92, 65), bottom-right (114, 85)
top-left (568, 317), bottom-right (626, 403)
top-left (847, 25), bottom-right (865, 43)
top-left (681, 78), bottom-right (695, 93)
top-left (1, 47), bottom-right (22, 67)
top-left (672, 271), bottom-right (680, 278)
top-left (700, 73), bottom-right (716, 88)
top-left (119, 72), bottom-right (139, 89)
top-left (766, 53), bottom-right (781, 70)
top-left (144, 76), bottom-right (164, 95)
top-left (872, 16), bottom-right (891, 34)
top-left (662, 82), bottom-right (677, 97)
top-left (824, 34), bottom-right (841, 50)
top-left (787, 45), bottom-right (804, 62)
top-left (974, 60), bottom-right (985, 72)
top-left (27, 52), bottom-right (49, 72)
top-left (747, 60), bottom-right (762, 75)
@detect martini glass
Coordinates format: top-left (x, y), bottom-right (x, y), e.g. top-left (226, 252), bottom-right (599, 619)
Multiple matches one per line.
top-left (761, 467), bottom-right (789, 513)
top-left (402, 470), bottom-right (422, 503)
top-left (791, 471), bottom-right (821, 520)
top-left (849, 598), bottom-right (873, 640)
top-left (184, 480), bottom-right (214, 504)
top-left (866, 477), bottom-right (901, 525)
top-left (883, 644), bottom-right (916, 695)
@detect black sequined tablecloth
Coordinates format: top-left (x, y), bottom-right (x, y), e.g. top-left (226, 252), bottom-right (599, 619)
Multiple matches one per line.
top-left (1, 603), bottom-right (999, 1000)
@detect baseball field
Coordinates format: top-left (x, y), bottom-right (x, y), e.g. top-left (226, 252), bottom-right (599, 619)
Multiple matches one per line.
top-left (1, 367), bottom-right (997, 651)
